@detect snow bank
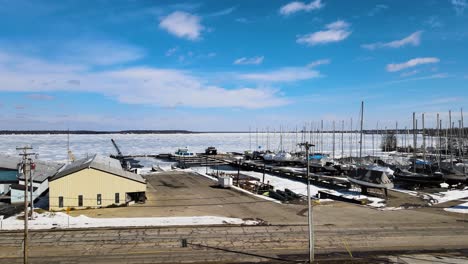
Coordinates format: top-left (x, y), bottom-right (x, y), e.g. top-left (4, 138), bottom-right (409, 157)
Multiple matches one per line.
top-left (1, 212), bottom-right (260, 230)
top-left (393, 187), bottom-right (468, 205)
top-left (427, 188), bottom-right (468, 204)
top-left (444, 201), bottom-right (468, 214)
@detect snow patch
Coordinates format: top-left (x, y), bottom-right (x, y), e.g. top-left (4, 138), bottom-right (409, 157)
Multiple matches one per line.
top-left (1, 212), bottom-right (260, 230)
top-left (444, 202), bottom-right (468, 214)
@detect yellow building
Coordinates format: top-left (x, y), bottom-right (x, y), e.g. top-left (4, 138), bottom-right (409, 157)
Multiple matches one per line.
top-left (49, 155), bottom-right (146, 211)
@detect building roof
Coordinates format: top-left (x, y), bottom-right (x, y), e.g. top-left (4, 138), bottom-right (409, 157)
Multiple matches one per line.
top-left (0, 154), bottom-right (21, 170)
top-left (50, 155), bottom-right (146, 184)
top-left (1, 154), bottom-right (64, 183)
top-left (18, 160), bottom-right (64, 183)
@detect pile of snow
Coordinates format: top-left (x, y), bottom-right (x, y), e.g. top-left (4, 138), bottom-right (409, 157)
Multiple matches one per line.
top-left (1, 212), bottom-right (260, 230)
top-left (444, 201), bottom-right (468, 214)
top-left (320, 189), bottom-right (386, 208)
top-left (427, 187), bottom-right (468, 204)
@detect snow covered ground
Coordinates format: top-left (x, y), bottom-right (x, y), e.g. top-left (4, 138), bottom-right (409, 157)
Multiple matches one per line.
top-left (394, 187), bottom-right (468, 205)
top-left (444, 201), bottom-right (468, 214)
top-left (428, 188), bottom-right (468, 204)
top-left (0, 212), bottom-right (259, 230)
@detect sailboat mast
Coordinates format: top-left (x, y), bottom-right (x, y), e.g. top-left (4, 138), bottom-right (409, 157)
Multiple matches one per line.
top-left (437, 114), bottom-right (440, 168)
top-left (67, 128), bottom-right (70, 164)
top-left (461, 108), bottom-right (465, 158)
top-left (332, 121), bottom-right (336, 159)
top-left (341, 120), bottom-right (344, 159)
top-left (359, 101), bottom-right (364, 160)
top-left (320, 120), bottom-right (323, 154)
top-left (396, 121), bottom-right (398, 151)
top-left (413, 112), bottom-right (417, 173)
top-left (449, 110), bottom-right (453, 168)
top-left (422, 113), bottom-right (426, 162)
top-left (349, 118), bottom-right (353, 159)
top-left (249, 126), bottom-right (252, 151)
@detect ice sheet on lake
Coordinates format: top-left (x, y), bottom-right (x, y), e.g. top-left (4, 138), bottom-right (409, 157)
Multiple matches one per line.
top-left (0, 132), bottom-right (429, 162)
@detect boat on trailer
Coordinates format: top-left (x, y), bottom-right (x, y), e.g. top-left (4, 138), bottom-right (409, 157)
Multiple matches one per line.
top-left (347, 168), bottom-right (394, 189)
top-left (393, 168), bottom-right (444, 185)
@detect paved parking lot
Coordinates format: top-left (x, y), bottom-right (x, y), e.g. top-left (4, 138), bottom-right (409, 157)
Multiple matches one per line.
top-left (70, 171), bottom-right (308, 224)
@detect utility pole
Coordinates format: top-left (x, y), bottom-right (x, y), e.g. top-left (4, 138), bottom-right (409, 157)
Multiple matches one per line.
top-left (17, 146), bottom-right (35, 264)
top-left (298, 142), bottom-right (315, 264)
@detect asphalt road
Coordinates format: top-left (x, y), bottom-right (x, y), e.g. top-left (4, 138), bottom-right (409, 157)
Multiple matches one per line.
top-left (1, 222), bottom-right (468, 263)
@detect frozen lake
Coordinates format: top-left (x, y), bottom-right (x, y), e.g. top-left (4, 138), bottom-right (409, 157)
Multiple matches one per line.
top-left (0, 132), bottom-right (431, 162)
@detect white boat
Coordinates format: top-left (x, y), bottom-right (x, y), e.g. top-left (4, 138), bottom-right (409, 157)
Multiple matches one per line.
top-left (263, 153), bottom-right (275, 161)
top-left (347, 168), bottom-right (394, 189)
top-left (174, 147), bottom-right (196, 157)
top-left (273, 151), bottom-right (292, 162)
top-left (366, 165), bottom-right (394, 176)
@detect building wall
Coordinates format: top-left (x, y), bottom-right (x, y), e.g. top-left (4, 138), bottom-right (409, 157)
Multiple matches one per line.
top-left (0, 184), bottom-right (9, 195)
top-left (12, 179), bottom-right (49, 204)
top-left (49, 168), bottom-right (146, 211)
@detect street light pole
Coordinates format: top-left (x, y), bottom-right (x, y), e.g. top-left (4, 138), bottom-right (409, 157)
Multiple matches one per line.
top-left (298, 141), bottom-right (315, 264)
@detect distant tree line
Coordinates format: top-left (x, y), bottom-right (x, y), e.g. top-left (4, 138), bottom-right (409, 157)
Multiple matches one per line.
top-left (0, 130), bottom-right (196, 135)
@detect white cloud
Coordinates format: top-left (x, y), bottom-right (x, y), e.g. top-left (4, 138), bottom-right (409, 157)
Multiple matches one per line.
top-left (233, 56), bottom-right (264, 65)
top-left (239, 67), bottom-right (320, 82)
top-left (0, 51), bottom-right (289, 109)
top-left (165, 47), bottom-right (178, 56)
top-left (306, 59), bottom-right (330, 68)
top-left (279, 0), bottom-right (324, 15)
top-left (208, 7), bottom-right (236, 17)
top-left (297, 20), bottom-right (351, 46)
top-left (451, 0), bottom-right (467, 15)
top-left (386, 57), bottom-right (440, 72)
top-left (400, 70), bottom-right (419, 77)
top-left (62, 40), bottom-right (145, 66)
top-left (385, 73), bottom-right (448, 84)
top-left (362, 31), bottom-right (422, 50)
top-left (368, 4), bottom-right (388, 16)
top-left (235, 18), bottom-right (249, 23)
top-left (0, 39), bottom-right (144, 67)
top-left (424, 16), bottom-right (443, 29)
top-left (159, 11), bottom-right (204, 40)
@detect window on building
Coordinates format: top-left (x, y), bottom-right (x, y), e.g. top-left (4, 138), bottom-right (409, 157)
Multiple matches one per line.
top-left (97, 194), bottom-right (102, 205)
top-left (59, 196), bottom-right (64, 208)
top-left (78, 195), bottom-right (83, 207)
top-left (115, 193), bottom-right (119, 204)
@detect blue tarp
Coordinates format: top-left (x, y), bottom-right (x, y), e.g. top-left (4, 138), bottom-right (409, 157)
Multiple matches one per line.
top-left (415, 159), bottom-right (431, 165)
top-left (309, 154), bottom-right (325, 160)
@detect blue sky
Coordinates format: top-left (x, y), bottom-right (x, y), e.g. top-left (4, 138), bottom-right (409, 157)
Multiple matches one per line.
top-left (0, 0), bottom-right (467, 131)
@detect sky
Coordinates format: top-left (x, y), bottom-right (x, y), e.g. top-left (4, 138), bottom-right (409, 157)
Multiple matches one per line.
top-left (0, 0), bottom-right (467, 131)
